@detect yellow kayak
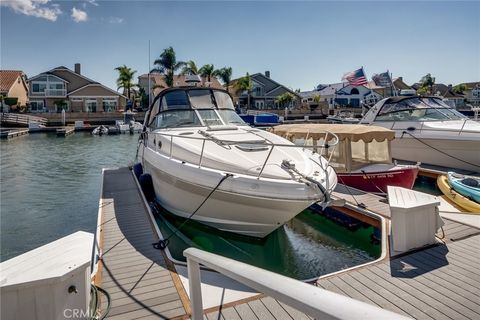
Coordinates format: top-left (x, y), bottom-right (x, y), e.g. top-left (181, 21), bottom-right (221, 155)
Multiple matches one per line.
top-left (437, 175), bottom-right (480, 214)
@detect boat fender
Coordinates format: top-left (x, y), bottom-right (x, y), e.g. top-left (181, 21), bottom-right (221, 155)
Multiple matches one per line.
top-left (139, 173), bottom-right (155, 202)
top-left (133, 163), bottom-right (143, 179)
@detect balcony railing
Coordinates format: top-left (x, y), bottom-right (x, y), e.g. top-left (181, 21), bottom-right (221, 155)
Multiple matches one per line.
top-left (30, 89), bottom-right (67, 97)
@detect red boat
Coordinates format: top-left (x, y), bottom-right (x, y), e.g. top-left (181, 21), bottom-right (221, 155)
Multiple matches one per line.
top-left (270, 124), bottom-right (419, 194)
top-left (337, 164), bottom-right (419, 194)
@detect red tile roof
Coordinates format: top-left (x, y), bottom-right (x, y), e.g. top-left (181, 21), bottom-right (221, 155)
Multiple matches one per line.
top-left (0, 70), bottom-right (24, 93)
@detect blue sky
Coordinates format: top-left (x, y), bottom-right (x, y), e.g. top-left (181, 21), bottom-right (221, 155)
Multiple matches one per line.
top-left (1, 1), bottom-right (479, 91)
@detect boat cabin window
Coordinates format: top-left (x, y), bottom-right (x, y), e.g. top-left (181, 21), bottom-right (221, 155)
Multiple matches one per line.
top-left (376, 97), bottom-right (467, 121)
top-left (161, 90), bottom-right (190, 111)
top-left (350, 140), bottom-right (390, 170)
top-left (214, 91), bottom-right (235, 110)
top-left (217, 110), bottom-right (246, 125)
top-left (188, 90), bottom-right (216, 109)
top-left (148, 88), bottom-right (247, 128)
top-left (197, 110), bottom-right (223, 126)
top-left (152, 110), bottom-right (202, 129)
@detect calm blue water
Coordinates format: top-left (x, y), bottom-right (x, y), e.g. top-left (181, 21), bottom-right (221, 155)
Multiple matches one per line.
top-left (0, 132), bottom-right (138, 261)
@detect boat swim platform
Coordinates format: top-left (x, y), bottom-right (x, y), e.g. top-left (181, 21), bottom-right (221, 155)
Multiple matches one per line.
top-left (96, 167), bottom-right (480, 319)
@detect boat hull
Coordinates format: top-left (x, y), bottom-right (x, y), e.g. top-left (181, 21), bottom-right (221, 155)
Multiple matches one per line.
top-left (448, 173), bottom-right (480, 203)
top-left (143, 148), bottom-right (323, 238)
top-left (437, 175), bottom-right (480, 214)
top-left (390, 136), bottom-right (480, 173)
top-left (337, 167), bottom-right (419, 194)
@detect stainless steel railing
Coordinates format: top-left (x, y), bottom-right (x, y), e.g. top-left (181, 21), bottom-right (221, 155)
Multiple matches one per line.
top-left (146, 129), bottom-right (339, 182)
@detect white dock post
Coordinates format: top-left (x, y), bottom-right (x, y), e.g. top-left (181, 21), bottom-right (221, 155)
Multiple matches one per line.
top-left (187, 257), bottom-right (204, 320)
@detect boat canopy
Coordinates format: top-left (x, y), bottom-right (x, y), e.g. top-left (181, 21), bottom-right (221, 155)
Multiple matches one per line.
top-left (145, 87), bottom-right (246, 129)
top-left (270, 124), bottom-right (394, 172)
top-left (269, 124), bottom-right (395, 143)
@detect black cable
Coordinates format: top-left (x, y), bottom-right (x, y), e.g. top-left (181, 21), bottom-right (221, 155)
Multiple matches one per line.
top-left (336, 174), bottom-right (367, 209)
top-left (401, 130), bottom-right (480, 169)
top-left (153, 173), bottom-right (233, 250)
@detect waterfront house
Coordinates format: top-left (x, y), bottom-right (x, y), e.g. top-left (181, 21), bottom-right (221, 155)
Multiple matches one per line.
top-left (367, 77), bottom-right (412, 97)
top-left (138, 74), bottom-right (224, 102)
top-left (310, 83), bottom-right (382, 113)
top-left (27, 64), bottom-right (127, 113)
top-left (0, 70), bottom-right (29, 112)
top-left (231, 71), bottom-right (300, 110)
top-left (461, 82), bottom-right (480, 106)
top-left (411, 83), bottom-right (465, 108)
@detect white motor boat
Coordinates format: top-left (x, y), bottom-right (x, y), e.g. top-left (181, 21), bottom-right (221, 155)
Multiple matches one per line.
top-left (139, 87), bottom-right (338, 238)
top-left (92, 125), bottom-right (108, 136)
top-left (359, 96), bottom-right (480, 173)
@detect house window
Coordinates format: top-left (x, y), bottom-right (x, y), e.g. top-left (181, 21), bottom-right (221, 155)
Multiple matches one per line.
top-left (103, 99), bottom-right (117, 112)
top-left (31, 75), bottom-right (66, 96)
top-left (85, 99), bottom-right (97, 112)
top-left (32, 83), bottom-right (46, 93)
top-left (255, 87), bottom-right (262, 96)
top-left (30, 100), bottom-right (45, 112)
top-left (350, 88), bottom-right (360, 95)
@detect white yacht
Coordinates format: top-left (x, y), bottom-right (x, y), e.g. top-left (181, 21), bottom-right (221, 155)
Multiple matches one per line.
top-left (359, 96), bottom-right (480, 172)
top-left (139, 87), bottom-right (338, 238)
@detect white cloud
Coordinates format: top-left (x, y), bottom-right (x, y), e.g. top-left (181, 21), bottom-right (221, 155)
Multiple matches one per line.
top-left (108, 16), bottom-right (124, 24)
top-left (87, 0), bottom-right (98, 6)
top-left (1, 0), bottom-right (62, 21)
top-left (71, 7), bottom-right (87, 22)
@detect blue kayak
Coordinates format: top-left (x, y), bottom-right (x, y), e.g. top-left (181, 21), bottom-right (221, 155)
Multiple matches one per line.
top-left (448, 172), bottom-right (480, 204)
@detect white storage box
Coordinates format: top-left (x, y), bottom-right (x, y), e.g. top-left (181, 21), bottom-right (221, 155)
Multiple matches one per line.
top-left (388, 186), bottom-right (444, 253)
top-left (0, 231), bottom-right (94, 320)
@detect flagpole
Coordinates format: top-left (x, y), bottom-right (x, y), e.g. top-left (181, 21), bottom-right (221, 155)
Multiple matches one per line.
top-left (148, 40), bottom-right (151, 105)
top-left (390, 70), bottom-right (397, 96)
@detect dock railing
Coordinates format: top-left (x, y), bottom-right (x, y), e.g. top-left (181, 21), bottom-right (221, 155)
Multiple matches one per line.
top-left (184, 247), bottom-right (411, 320)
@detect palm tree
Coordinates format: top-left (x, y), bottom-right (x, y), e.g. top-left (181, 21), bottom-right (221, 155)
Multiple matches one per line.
top-left (420, 73), bottom-right (436, 95)
top-left (181, 60), bottom-right (199, 75)
top-left (276, 92), bottom-right (296, 109)
top-left (235, 73), bottom-right (253, 109)
top-left (217, 67), bottom-right (233, 92)
top-left (115, 65), bottom-right (137, 100)
top-left (151, 47), bottom-right (185, 87)
top-left (198, 64), bottom-right (217, 82)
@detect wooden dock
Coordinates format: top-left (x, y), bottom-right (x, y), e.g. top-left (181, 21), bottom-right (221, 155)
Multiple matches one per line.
top-left (0, 128), bottom-right (29, 139)
top-left (96, 168), bottom-right (188, 319)
top-left (98, 167), bottom-right (480, 320)
top-left (56, 126), bottom-right (75, 137)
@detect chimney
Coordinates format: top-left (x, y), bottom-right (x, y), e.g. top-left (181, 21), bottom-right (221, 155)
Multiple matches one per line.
top-left (74, 63), bottom-right (81, 75)
top-left (265, 71), bottom-right (270, 78)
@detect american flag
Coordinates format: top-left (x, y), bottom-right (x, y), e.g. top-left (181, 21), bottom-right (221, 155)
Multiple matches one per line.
top-left (342, 68), bottom-right (368, 86)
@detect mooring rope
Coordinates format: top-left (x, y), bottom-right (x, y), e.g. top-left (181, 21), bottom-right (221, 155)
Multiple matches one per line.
top-left (401, 130), bottom-right (480, 170)
top-left (152, 173), bottom-right (233, 250)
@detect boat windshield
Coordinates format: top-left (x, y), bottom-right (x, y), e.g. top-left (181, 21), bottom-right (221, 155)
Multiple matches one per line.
top-left (152, 109), bottom-right (246, 129)
top-left (149, 88), bottom-right (246, 128)
top-left (376, 97), bottom-right (467, 121)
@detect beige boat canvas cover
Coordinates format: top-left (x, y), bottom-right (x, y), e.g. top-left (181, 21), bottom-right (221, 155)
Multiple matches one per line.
top-left (269, 124), bottom-right (395, 142)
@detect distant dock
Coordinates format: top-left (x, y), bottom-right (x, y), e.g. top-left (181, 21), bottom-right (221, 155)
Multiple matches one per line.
top-left (56, 127), bottom-right (75, 137)
top-left (95, 167), bottom-right (480, 319)
top-left (0, 128), bottom-right (29, 140)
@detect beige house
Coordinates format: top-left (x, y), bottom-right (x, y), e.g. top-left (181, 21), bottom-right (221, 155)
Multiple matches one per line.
top-left (0, 70), bottom-right (29, 111)
top-left (138, 74), bottom-right (224, 100)
top-left (28, 64), bottom-right (127, 113)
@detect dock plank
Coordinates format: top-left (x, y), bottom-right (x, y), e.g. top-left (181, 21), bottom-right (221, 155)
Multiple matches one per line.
top-left (98, 168), bottom-right (186, 319)
top-left (317, 233), bottom-right (480, 320)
